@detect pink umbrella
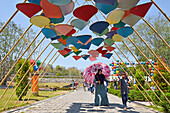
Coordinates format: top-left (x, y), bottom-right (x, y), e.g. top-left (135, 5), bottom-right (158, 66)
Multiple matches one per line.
top-left (83, 62), bottom-right (110, 84)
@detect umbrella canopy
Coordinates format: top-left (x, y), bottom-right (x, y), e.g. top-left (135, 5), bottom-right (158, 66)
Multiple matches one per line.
top-left (83, 62), bottom-right (110, 84)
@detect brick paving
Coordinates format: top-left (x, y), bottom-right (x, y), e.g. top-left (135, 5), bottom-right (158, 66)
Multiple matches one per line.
top-left (5, 88), bottom-right (159, 113)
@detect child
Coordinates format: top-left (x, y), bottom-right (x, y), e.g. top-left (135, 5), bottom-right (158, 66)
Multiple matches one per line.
top-left (118, 72), bottom-right (131, 110)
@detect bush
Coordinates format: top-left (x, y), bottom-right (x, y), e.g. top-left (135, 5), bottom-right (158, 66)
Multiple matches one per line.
top-left (145, 90), bottom-right (160, 105)
top-left (144, 83), bottom-right (151, 90)
top-left (160, 93), bottom-right (170, 113)
top-left (56, 73), bottom-right (61, 76)
top-left (129, 90), bottom-right (145, 101)
top-left (108, 88), bottom-right (121, 97)
top-left (109, 89), bottom-right (146, 101)
top-left (56, 86), bottom-right (71, 90)
top-left (109, 82), bottom-right (114, 89)
top-left (153, 60), bottom-right (170, 92)
top-left (15, 59), bottom-right (30, 100)
top-left (135, 68), bottom-right (145, 90)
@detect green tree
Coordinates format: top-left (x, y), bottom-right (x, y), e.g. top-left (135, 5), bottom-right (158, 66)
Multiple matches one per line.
top-left (15, 59), bottom-right (30, 100)
top-left (54, 65), bottom-right (68, 76)
top-left (67, 67), bottom-right (81, 76)
top-left (0, 21), bottom-right (37, 85)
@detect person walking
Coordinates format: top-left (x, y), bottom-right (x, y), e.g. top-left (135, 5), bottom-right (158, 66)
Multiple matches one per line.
top-left (75, 80), bottom-right (78, 90)
top-left (119, 72), bottom-right (131, 110)
top-left (83, 80), bottom-right (87, 91)
top-left (94, 69), bottom-right (110, 106)
top-left (114, 78), bottom-right (118, 89)
top-left (87, 83), bottom-right (90, 91)
top-left (72, 80), bottom-right (75, 91)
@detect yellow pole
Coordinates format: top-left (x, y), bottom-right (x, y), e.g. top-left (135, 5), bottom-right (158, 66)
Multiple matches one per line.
top-left (150, 0), bottom-right (170, 22)
top-left (0, 10), bottom-right (43, 66)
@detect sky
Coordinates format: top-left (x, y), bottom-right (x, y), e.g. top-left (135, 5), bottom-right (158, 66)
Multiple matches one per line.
top-left (0, 0), bottom-right (170, 71)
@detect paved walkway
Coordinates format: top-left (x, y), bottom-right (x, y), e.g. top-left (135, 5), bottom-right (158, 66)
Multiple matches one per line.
top-left (5, 88), bottom-right (159, 113)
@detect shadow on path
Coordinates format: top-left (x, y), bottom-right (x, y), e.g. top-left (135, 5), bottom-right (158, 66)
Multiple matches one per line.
top-left (66, 103), bottom-right (139, 113)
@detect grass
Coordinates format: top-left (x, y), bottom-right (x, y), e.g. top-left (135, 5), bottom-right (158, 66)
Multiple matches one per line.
top-left (0, 89), bottom-right (69, 112)
top-left (146, 105), bottom-right (163, 112)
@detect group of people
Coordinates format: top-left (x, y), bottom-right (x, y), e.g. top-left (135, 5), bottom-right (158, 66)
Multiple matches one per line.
top-left (73, 69), bottom-right (131, 110)
top-left (93, 69), bottom-right (131, 110)
top-left (83, 81), bottom-right (95, 94)
top-left (71, 80), bottom-right (78, 91)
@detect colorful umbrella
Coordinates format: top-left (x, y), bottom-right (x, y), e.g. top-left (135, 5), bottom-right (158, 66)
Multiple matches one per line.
top-left (83, 62), bottom-right (110, 84)
top-left (16, 3), bottom-right (42, 18)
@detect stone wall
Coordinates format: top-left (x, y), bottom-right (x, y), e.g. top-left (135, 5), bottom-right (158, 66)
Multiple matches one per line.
top-left (34, 78), bottom-right (84, 83)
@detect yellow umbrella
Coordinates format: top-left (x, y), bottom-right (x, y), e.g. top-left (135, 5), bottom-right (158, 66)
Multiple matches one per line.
top-left (107, 10), bottom-right (125, 24)
top-left (30, 15), bottom-right (50, 28)
top-left (71, 46), bottom-right (78, 52)
top-left (112, 34), bottom-right (124, 42)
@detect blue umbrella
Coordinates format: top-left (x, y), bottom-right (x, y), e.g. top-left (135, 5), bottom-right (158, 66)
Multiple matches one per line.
top-left (71, 19), bottom-right (89, 30)
top-left (42, 28), bottom-right (57, 39)
top-left (28, 0), bottom-right (41, 5)
top-left (117, 27), bottom-right (134, 38)
top-left (91, 38), bottom-right (104, 46)
top-left (104, 53), bottom-right (113, 59)
top-left (95, 2), bottom-right (117, 14)
top-left (90, 21), bottom-right (109, 34)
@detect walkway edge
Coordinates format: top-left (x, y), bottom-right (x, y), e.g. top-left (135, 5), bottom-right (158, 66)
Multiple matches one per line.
top-left (3, 91), bottom-right (72, 113)
top-left (131, 101), bottom-right (161, 113)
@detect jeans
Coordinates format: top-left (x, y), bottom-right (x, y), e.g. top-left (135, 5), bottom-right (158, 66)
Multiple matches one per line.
top-left (90, 87), bottom-right (94, 93)
top-left (122, 94), bottom-right (128, 108)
